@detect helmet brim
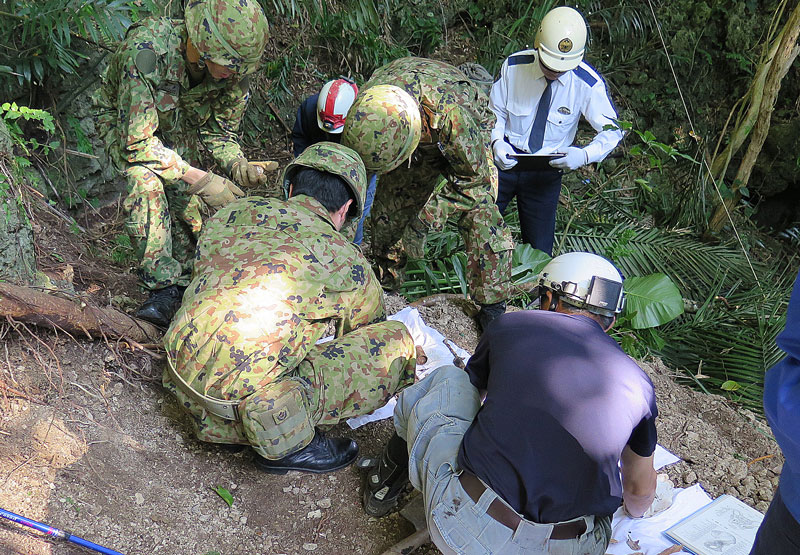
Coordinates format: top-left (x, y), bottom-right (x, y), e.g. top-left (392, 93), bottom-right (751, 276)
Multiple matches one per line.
top-left (538, 48), bottom-right (583, 73)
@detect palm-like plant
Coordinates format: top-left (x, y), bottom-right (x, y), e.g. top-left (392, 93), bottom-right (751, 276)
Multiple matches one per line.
top-left (399, 189), bottom-right (796, 411)
top-left (660, 271), bottom-right (791, 408)
top-left (557, 207), bottom-right (797, 410)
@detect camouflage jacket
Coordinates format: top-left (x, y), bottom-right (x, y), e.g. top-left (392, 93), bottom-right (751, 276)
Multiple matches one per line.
top-left (366, 57), bottom-right (496, 193)
top-left (163, 195), bottom-right (386, 400)
top-left (94, 17), bottom-right (248, 181)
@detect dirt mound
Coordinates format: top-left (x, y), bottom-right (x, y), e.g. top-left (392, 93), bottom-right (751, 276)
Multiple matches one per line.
top-left (0, 295), bottom-right (782, 554)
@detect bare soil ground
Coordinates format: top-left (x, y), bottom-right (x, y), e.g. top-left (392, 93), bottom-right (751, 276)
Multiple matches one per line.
top-left (0, 187), bottom-right (784, 555)
top-left (0, 289), bottom-right (783, 555)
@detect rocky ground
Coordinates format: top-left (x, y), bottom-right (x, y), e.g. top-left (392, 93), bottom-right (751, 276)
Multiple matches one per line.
top-left (0, 192), bottom-right (785, 555)
top-left (0, 287), bottom-right (783, 555)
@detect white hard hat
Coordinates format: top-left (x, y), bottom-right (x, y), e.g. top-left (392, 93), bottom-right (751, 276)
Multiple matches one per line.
top-left (534, 6), bottom-right (587, 72)
top-left (538, 252), bottom-right (625, 317)
top-left (316, 78), bottom-right (359, 134)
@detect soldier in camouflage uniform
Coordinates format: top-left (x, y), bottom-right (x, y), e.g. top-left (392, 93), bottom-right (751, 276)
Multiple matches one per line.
top-left (342, 57), bottom-right (515, 330)
top-left (163, 142), bottom-right (417, 474)
top-left (94, 0), bottom-right (274, 327)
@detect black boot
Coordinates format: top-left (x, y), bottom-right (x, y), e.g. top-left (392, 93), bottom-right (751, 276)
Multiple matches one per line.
top-left (134, 285), bottom-right (186, 327)
top-left (253, 430), bottom-right (359, 474)
top-left (477, 301), bottom-right (506, 332)
top-left (359, 433), bottom-right (410, 517)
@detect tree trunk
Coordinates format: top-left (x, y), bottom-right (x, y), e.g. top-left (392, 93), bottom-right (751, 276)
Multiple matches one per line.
top-left (0, 282), bottom-right (162, 344)
top-left (708, 3), bottom-right (800, 232)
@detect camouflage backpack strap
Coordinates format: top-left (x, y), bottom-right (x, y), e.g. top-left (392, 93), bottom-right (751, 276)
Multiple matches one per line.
top-left (458, 62), bottom-right (494, 96)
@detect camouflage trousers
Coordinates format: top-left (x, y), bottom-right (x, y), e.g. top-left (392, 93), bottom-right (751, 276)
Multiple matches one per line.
top-left (370, 152), bottom-right (514, 305)
top-left (123, 165), bottom-right (204, 290)
top-left (163, 320), bottom-right (417, 457)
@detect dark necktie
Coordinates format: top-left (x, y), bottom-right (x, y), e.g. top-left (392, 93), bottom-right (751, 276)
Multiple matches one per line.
top-left (528, 79), bottom-right (553, 153)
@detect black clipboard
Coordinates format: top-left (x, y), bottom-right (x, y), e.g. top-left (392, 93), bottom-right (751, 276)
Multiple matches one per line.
top-left (509, 153), bottom-right (565, 171)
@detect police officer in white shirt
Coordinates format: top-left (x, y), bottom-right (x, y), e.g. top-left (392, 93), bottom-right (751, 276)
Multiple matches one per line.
top-left (489, 6), bottom-right (623, 254)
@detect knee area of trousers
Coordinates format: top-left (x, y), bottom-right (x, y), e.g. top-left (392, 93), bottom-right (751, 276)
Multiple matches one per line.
top-left (428, 365), bottom-right (470, 387)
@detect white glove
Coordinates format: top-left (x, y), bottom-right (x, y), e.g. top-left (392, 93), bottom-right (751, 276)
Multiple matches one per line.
top-left (549, 146), bottom-right (588, 171)
top-left (493, 140), bottom-right (517, 171)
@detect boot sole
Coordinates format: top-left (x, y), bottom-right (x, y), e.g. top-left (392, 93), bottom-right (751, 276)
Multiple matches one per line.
top-left (134, 312), bottom-right (169, 328)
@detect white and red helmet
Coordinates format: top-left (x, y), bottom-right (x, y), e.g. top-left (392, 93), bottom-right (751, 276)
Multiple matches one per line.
top-left (316, 78), bottom-right (359, 134)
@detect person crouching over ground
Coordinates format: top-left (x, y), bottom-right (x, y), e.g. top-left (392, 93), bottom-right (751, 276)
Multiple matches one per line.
top-left (363, 252), bottom-right (659, 554)
top-left (163, 142), bottom-right (417, 474)
top-left (94, 0), bottom-right (276, 327)
top-left (291, 77), bottom-right (378, 246)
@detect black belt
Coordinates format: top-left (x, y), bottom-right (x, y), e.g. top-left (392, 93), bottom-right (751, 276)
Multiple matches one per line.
top-left (458, 471), bottom-right (587, 540)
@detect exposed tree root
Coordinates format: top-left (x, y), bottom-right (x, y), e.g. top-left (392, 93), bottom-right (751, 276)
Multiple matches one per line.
top-left (0, 282), bottom-right (161, 345)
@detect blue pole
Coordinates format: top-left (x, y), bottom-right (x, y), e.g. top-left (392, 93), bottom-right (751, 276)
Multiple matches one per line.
top-left (0, 508), bottom-right (125, 555)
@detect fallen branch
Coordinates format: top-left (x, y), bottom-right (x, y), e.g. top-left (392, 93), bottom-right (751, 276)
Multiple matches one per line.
top-left (268, 101), bottom-right (294, 135)
top-left (410, 293), bottom-right (468, 308)
top-left (380, 527), bottom-right (430, 555)
top-left (0, 282), bottom-right (161, 345)
top-left (410, 294), bottom-right (480, 318)
top-left (0, 381), bottom-right (36, 401)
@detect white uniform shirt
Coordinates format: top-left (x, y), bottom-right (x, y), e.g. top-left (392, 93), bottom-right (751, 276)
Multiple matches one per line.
top-left (489, 49), bottom-right (623, 164)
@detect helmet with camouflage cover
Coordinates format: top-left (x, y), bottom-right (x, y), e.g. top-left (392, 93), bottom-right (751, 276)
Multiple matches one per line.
top-left (282, 142), bottom-right (368, 221)
top-left (184, 0), bottom-right (269, 76)
top-left (341, 85), bottom-right (421, 173)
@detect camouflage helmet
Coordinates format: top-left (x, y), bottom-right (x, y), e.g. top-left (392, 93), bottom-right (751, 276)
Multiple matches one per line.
top-left (184, 0), bottom-right (269, 76)
top-left (341, 85), bottom-right (421, 173)
top-left (282, 142), bottom-right (368, 221)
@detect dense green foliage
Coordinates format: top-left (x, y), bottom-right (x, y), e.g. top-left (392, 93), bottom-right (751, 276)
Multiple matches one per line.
top-left (0, 0), bottom-right (160, 95)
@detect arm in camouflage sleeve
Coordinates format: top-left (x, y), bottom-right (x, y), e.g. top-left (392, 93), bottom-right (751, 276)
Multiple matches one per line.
top-left (199, 79), bottom-right (248, 175)
top-left (117, 55), bottom-right (190, 181)
top-left (418, 105), bottom-right (494, 228)
top-left (330, 253), bottom-right (387, 337)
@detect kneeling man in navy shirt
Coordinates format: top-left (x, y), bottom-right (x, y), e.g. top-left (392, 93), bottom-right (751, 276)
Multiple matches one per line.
top-left (363, 252), bottom-right (659, 554)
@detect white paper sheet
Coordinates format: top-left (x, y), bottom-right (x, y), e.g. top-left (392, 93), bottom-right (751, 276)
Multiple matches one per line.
top-left (654, 444), bottom-right (681, 470)
top-left (606, 485), bottom-right (714, 554)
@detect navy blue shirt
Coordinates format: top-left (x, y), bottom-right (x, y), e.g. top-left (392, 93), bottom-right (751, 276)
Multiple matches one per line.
top-left (457, 310), bottom-right (658, 523)
top-left (291, 94), bottom-right (340, 157)
top-left (764, 270), bottom-right (800, 523)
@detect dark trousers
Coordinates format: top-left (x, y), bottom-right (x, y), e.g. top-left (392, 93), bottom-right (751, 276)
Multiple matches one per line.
top-left (496, 165), bottom-right (563, 255)
top-left (750, 486), bottom-right (800, 554)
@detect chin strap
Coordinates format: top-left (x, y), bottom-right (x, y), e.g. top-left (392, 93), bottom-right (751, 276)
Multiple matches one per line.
top-left (543, 291), bottom-right (559, 311)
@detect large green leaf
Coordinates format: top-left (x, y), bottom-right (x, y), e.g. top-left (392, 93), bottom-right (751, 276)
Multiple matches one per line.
top-left (624, 273), bottom-right (683, 329)
top-left (511, 244), bottom-right (551, 284)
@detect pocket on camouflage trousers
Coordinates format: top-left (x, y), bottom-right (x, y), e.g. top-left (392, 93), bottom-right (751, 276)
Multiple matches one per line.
top-left (240, 378), bottom-right (315, 460)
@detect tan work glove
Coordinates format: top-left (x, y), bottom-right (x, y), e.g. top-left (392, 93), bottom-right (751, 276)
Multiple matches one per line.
top-left (188, 172), bottom-right (244, 208)
top-left (230, 158), bottom-right (279, 188)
